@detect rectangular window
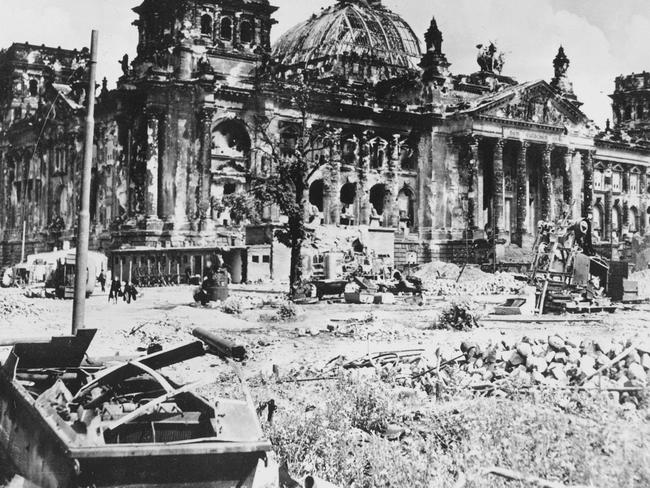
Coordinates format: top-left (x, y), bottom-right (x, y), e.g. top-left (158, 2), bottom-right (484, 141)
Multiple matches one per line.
top-left (252, 255), bottom-right (260, 263)
top-left (262, 255), bottom-right (270, 263)
top-left (630, 173), bottom-right (639, 194)
top-left (594, 170), bottom-right (603, 190)
top-left (612, 172), bottom-right (621, 192)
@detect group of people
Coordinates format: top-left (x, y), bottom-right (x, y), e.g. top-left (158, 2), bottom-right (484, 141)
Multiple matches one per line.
top-left (105, 275), bottom-right (139, 304)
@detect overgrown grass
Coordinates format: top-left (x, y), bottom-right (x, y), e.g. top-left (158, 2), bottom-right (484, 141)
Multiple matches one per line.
top-left (260, 374), bottom-right (650, 487)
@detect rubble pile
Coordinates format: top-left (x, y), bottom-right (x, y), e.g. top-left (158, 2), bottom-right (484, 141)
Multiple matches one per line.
top-left (0, 291), bottom-right (44, 317)
top-left (385, 336), bottom-right (650, 407)
top-left (629, 269), bottom-right (650, 299)
top-left (124, 317), bottom-right (187, 346)
top-left (415, 262), bottom-right (524, 296)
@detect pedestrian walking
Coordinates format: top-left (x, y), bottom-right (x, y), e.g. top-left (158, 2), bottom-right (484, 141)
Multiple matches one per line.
top-left (123, 281), bottom-right (139, 304)
top-left (98, 271), bottom-right (106, 292)
top-left (108, 278), bottom-right (121, 303)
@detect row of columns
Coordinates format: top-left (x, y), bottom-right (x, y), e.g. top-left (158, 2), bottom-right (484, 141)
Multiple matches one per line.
top-left (139, 106), bottom-right (214, 230)
top-left (463, 136), bottom-right (594, 245)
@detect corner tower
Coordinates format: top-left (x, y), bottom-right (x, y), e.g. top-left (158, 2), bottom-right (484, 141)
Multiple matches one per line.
top-left (127, 0), bottom-right (278, 85)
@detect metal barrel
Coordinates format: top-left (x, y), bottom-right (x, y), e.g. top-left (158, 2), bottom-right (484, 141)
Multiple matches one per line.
top-left (192, 327), bottom-right (246, 360)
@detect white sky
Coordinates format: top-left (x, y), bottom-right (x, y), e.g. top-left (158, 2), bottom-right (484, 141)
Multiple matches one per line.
top-left (1, 0), bottom-right (648, 127)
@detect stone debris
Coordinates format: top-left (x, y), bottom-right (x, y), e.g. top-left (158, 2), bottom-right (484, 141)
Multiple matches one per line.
top-left (0, 291), bottom-right (44, 317)
top-left (629, 269), bottom-right (650, 300)
top-left (414, 262), bottom-right (525, 297)
top-left (337, 336), bottom-right (650, 408)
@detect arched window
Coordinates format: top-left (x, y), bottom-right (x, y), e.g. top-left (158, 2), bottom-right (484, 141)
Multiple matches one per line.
top-left (625, 105), bottom-right (632, 120)
top-left (592, 205), bottom-right (603, 233)
top-left (29, 79), bottom-right (38, 96)
top-left (212, 119), bottom-right (251, 159)
top-left (220, 17), bottom-right (233, 41)
top-left (629, 207), bottom-right (638, 233)
top-left (309, 179), bottom-right (324, 212)
top-left (398, 187), bottom-right (415, 227)
top-left (369, 184), bottom-right (387, 216)
top-left (201, 14), bottom-right (213, 36)
top-left (612, 206), bottom-right (621, 235)
top-left (240, 21), bottom-right (253, 44)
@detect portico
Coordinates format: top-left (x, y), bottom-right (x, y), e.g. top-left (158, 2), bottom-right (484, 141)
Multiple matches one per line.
top-left (425, 79), bottom-right (596, 248)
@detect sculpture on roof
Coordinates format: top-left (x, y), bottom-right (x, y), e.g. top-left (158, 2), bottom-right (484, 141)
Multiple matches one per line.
top-left (119, 54), bottom-right (129, 76)
top-left (424, 17), bottom-right (443, 54)
top-left (476, 42), bottom-right (504, 74)
top-left (553, 46), bottom-right (570, 78)
top-left (550, 46), bottom-right (580, 107)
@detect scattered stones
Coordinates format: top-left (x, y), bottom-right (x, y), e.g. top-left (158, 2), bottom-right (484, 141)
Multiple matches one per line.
top-left (384, 336), bottom-right (650, 408)
top-left (0, 291), bottom-right (45, 317)
top-left (415, 262), bottom-right (525, 297)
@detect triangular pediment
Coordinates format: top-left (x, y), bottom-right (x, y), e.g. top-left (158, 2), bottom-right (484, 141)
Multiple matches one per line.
top-left (467, 80), bottom-right (588, 127)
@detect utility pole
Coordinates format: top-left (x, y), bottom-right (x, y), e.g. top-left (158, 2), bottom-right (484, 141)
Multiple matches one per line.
top-left (72, 30), bottom-right (98, 335)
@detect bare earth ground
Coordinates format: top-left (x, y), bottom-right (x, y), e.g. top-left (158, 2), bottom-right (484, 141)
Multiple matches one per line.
top-left (1, 286), bottom-right (650, 487)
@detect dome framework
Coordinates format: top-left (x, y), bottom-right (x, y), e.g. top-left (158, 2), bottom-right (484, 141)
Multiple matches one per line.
top-left (272, 0), bottom-right (422, 78)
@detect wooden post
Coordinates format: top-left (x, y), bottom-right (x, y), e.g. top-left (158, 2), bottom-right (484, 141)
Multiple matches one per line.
top-left (72, 30), bottom-right (98, 335)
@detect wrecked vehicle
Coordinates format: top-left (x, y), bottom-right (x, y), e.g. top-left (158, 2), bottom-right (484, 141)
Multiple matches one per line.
top-left (0, 328), bottom-right (279, 488)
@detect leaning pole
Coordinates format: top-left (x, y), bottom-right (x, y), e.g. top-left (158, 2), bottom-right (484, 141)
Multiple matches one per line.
top-left (72, 30), bottom-right (98, 335)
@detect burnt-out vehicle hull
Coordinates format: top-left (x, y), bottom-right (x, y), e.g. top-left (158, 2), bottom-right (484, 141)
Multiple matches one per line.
top-left (0, 329), bottom-right (279, 488)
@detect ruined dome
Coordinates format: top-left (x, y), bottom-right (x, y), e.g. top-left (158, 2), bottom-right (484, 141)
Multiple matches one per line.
top-left (272, 0), bottom-right (422, 81)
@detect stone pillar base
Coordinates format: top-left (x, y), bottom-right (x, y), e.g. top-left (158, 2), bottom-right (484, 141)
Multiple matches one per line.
top-left (200, 218), bottom-right (216, 233)
top-left (144, 216), bottom-right (163, 231)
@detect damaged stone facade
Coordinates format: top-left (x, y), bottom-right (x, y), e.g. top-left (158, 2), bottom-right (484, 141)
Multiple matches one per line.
top-left (1, 0), bottom-right (650, 270)
top-left (0, 43), bottom-right (90, 264)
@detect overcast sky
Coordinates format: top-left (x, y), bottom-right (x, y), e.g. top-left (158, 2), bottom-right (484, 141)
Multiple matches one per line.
top-left (1, 0), bottom-right (648, 127)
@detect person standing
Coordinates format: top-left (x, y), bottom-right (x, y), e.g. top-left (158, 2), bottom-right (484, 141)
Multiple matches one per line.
top-left (97, 271), bottom-right (106, 292)
top-left (108, 278), bottom-right (121, 303)
top-left (123, 281), bottom-right (138, 304)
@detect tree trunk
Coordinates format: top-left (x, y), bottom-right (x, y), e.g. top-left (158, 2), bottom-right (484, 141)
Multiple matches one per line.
top-left (289, 174), bottom-right (306, 297)
top-left (289, 230), bottom-right (302, 297)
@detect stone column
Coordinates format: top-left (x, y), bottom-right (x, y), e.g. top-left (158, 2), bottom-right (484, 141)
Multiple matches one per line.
top-left (159, 112), bottom-right (175, 221)
top-left (322, 164), bottom-right (331, 225)
top-left (358, 136), bottom-right (371, 226)
top-left (198, 108), bottom-right (214, 231)
top-left (469, 137), bottom-right (481, 230)
top-left (122, 123), bottom-right (133, 218)
top-left (563, 147), bottom-right (574, 220)
top-left (145, 110), bottom-right (161, 224)
top-left (233, 13), bottom-right (241, 44)
top-left (515, 140), bottom-right (529, 246)
top-left (329, 140), bottom-right (341, 224)
top-left (541, 144), bottom-right (553, 222)
top-left (604, 189), bottom-right (612, 240)
top-left (493, 139), bottom-right (505, 236)
top-left (582, 150), bottom-right (594, 218)
top-left (0, 151), bottom-right (5, 230)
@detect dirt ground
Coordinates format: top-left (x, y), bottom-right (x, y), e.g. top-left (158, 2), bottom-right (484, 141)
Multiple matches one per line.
top-left (1, 285), bottom-right (650, 486)
top-left (2, 285), bottom-right (650, 371)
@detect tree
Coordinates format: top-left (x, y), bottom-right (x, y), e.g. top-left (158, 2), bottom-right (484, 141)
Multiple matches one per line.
top-left (248, 79), bottom-right (338, 297)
